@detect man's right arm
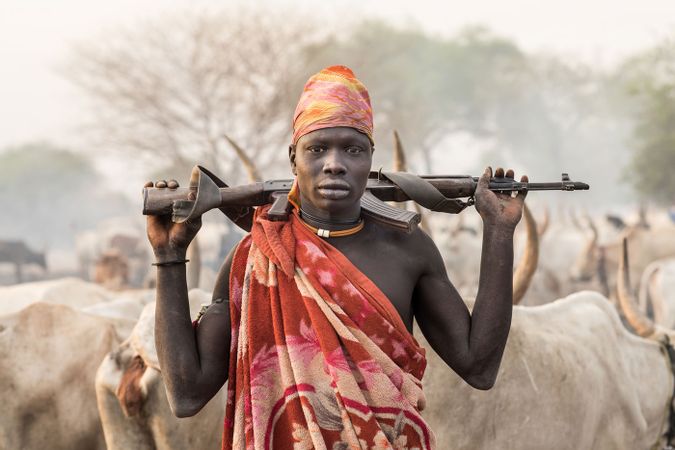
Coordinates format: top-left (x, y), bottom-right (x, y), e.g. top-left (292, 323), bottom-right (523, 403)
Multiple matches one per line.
top-left (155, 249), bottom-right (233, 417)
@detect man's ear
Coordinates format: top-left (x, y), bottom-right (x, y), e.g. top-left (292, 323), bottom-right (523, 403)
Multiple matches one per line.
top-left (288, 144), bottom-right (297, 176)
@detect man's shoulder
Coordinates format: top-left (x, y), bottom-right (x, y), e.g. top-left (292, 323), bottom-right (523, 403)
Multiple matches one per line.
top-left (367, 219), bottom-right (441, 260)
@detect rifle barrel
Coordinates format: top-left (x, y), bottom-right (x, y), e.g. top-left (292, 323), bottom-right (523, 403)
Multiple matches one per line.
top-left (143, 174), bottom-right (589, 217)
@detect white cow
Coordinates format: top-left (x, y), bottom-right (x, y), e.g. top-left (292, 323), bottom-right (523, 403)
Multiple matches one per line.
top-left (0, 302), bottom-right (125, 449)
top-left (75, 216), bottom-right (151, 286)
top-left (0, 278), bottom-right (156, 449)
top-left (422, 236), bottom-right (675, 449)
top-left (597, 223), bottom-right (675, 298)
top-left (96, 289), bottom-right (227, 450)
top-left (0, 277), bottom-right (112, 316)
top-left (421, 291), bottom-right (673, 449)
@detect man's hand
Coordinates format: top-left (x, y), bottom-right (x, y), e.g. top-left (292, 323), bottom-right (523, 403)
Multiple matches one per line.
top-left (474, 167), bottom-right (528, 231)
top-left (144, 179), bottom-right (202, 261)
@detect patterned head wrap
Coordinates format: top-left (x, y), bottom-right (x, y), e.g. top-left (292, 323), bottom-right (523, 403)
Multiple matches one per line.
top-left (292, 65), bottom-right (373, 145)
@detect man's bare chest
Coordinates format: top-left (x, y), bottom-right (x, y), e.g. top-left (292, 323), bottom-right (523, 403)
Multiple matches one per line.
top-left (327, 238), bottom-right (421, 330)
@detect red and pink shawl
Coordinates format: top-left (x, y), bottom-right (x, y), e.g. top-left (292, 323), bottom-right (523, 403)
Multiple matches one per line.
top-left (221, 205), bottom-right (434, 449)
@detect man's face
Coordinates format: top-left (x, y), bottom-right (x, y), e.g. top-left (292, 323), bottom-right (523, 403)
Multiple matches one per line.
top-left (290, 127), bottom-right (373, 219)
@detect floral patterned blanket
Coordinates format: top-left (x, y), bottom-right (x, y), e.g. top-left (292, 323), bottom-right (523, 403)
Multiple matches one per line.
top-left (222, 205), bottom-right (435, 450)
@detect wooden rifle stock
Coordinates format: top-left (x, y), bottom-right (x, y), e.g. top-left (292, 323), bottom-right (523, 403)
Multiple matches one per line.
top-left (142, 166), bottom-right (589, 232)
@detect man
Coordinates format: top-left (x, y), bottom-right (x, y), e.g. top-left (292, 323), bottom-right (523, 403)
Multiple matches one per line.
top-left (146, 65), bottom-right (527, 449)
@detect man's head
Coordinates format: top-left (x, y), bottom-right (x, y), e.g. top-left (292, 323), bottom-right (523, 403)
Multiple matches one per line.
top-left (290, 127), bottom-right (372, 219)
top-left (289, 66), bottom-right (374, 220)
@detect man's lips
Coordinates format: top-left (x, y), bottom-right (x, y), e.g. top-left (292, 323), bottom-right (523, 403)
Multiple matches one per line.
top-left (317, 181), bottom-right (350, 190)
top-left (317, 181), bottom-right (351, 199)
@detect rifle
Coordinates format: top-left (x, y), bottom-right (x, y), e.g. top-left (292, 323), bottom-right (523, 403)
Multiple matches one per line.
top-left (143, 166), bottom-right (589, 233)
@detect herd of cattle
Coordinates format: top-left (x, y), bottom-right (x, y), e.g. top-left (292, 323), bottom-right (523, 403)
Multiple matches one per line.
top-left (1, 204), bottom-right (675, 450)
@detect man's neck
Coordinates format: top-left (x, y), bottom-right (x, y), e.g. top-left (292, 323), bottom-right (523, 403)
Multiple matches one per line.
top-left (297, 195), bottom-right (362, 231)
top-left (299, 208), bottom-right (362, 232)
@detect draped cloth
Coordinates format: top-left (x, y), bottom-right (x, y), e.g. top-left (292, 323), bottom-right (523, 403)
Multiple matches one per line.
top-left (222, 205), bottom-right (435, 449)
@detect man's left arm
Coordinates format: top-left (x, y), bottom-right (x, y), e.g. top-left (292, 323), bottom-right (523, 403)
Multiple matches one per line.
top-left (413, 166), bottom-right (527, 390)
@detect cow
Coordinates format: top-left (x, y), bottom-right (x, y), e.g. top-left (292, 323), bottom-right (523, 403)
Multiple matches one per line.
top-left (0, 302), bottom-right (126, 449)
top-left (94, 250), bottom-right (130, 290)
top-left (421, 289), bottom-right (673, 449)
top-left (0, 239), bottom-right (47, 284)
top-left (582, 219), bottom-right (675, 300)
top-left (0, 277), bottom-right (112, 316)
top-left (433, 202), bottom-right (538, 302)
top-left (420, 236), bottom-right (675, 449)
top-left (95, 289), bottom-right (227, 450)
top-left (75, 217), bottom-right (150, 286)
top-left (0, 277), bottom-right (158, 449)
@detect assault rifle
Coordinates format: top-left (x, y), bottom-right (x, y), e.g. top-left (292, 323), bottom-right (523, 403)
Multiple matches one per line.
top-left (142, 166), bottom-right (589, 233)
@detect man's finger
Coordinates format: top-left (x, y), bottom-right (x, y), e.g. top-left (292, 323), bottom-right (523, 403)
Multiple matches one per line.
top-left (167, 180), bottom-right (179, 189)
top-left (495, 167), bottom-right (504, 178)
top-left (144, 181), bottom-right (154, 188)
top-left (156, 180), bottom-right (168, 188)
top-left (516, 175), bottom-right (529, 201)
top-left (479, 166), bottom-right (492, 188)
top-left (505, 169), bottom-right (514, 178)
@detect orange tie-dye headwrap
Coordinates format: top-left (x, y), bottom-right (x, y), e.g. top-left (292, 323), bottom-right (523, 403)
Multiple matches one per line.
top-left (292, 65), bottom-right (374, 145)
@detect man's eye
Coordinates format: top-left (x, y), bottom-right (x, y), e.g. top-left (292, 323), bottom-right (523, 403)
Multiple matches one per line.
top-left (346, 147), bottom-right (363, 154)
top-left (307, 146), bottom-right (324, 153)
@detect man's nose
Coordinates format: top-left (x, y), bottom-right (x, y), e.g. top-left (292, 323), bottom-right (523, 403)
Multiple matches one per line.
top-left (322, 150), bottom-right (347, 175)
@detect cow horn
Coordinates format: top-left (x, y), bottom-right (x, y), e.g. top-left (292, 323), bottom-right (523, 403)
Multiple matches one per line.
top-left (570, 214), bottom-right (598, 281)
top-left (537, 206), bottom-right (550, 237)
top-left (638, 262), bottom-right (660, 319)
top-left (617, 238), bottom-right (656, 337)
top-left (392, 130), bottom-right (431, 236)
top-left (513, 203), bottom-right (539, 305)
top-left (223, 134), bottom-right (261, 182)
top-left (638, 261), bottom-right (666, 322)
top-left (393, 130), bottom-right (406, 172)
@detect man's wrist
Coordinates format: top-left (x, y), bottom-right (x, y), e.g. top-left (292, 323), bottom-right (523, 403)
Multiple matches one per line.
top-left (482, 223), bottom-right (516, 241)
top-left (153, 248), bottom-right (188, 262)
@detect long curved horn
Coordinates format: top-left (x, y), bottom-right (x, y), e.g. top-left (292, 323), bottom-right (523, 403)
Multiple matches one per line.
top-left (638, 262), bottom-right (661, 319)
top-left (393, 130), bottom-right (406, 172)
top-left (571, 214), bottom-right (598, 281)
top-left (513, 203), bottom-right (539, 305)
top-left (585, 214), bottom-right (598, 243)
top-left (537, 206), bottom-right (550, 237)
top-left (570, 216), bottom-right (598, 281)
top-left (392, 131), bottom-right (431, 236)
top-left (617, 238), bottom-right (656, 337)
top-left (223, 134), bottom-right (261, 182)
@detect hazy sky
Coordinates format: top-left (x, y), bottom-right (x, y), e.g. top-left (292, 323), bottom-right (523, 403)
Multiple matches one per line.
top-left (1, 0), bottom-right (673, 151)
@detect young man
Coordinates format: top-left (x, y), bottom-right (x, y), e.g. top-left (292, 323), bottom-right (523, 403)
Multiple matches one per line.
top-left (147, 66), bottom-right (527, 449)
